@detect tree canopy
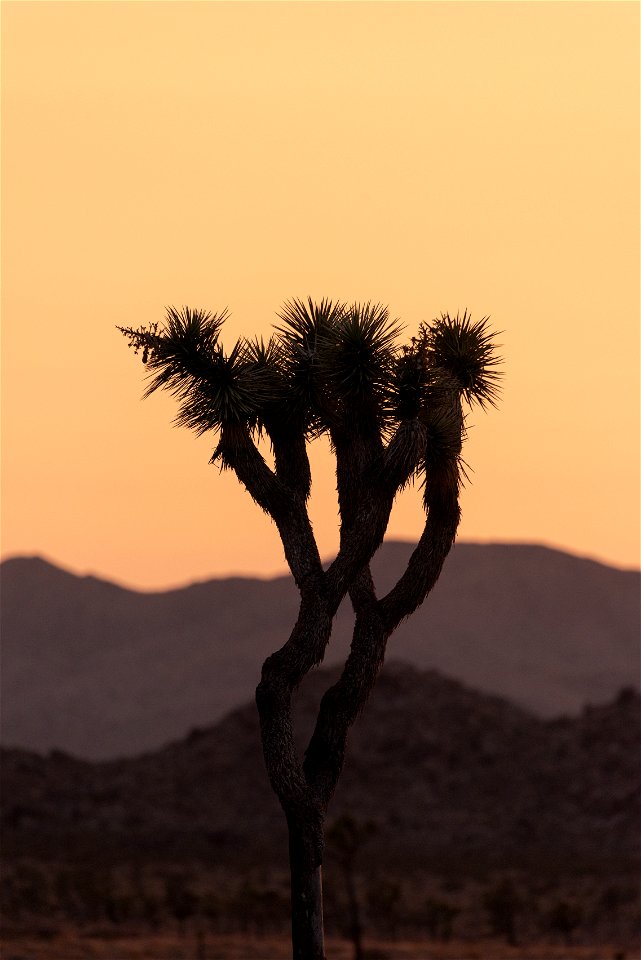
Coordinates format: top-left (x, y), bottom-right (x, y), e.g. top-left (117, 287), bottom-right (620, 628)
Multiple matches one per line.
top-left (119, 298), bottom-right (499, 512)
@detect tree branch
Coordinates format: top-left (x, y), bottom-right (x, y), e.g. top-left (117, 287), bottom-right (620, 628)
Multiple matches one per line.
top-left (378, 460), bottom-right (461, 632)
top-left (304, 451), bottom-right (462, 808)
top-left (303, 601), bottom-right (387, 807)
top-left (269, 425), bottom-right (313, 502)
top-left (216, 422), bottom-right (322, 591)
top-left (257, 407), bottom-right (387, 817)
top-left (378, 418), bottom-right (427, 494)
top-left (256, 592), bottom-right (331, 821)
top-left (215, 423), bottom-right (287, 515)
top-left (301, 412), bottom-right (388, 805)
top-left (322, 417), bottom-right (427, 607)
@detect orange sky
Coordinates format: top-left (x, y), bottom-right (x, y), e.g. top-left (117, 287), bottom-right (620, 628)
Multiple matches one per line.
top-left (2, 1), bottom-right (639, 589)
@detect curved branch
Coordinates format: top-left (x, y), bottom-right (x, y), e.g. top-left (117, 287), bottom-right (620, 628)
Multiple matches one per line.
top-left (323, 418), bottom-right (425, 607)
top-left (215, 423), bottom-right (289, 517)
top-left (303, 602), bottom-right (387, 807)
top-left (378, 461), bottom-right (461, 632)
top-left (303, 414), bottom-right (387, 806)
top-left (270, 425), bottom-right (313, 502)
top-left (304, 455), bottom-right (462, 808)
top-left (256, 592), bottom-right (331, 819)
top-left (217, 423), bottom-right (322, 591)
top-left (377, 418), bottom-right (427, 494)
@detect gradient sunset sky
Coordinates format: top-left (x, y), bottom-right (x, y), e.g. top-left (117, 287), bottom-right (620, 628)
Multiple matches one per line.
top-left (2, 1), bottom-right (639, 589)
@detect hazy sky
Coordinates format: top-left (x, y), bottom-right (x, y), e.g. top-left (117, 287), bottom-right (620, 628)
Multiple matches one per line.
top-left (2, 1), bottom-right (639, 588)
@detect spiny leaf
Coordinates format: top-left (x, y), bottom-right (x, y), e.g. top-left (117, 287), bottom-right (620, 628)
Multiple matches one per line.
top-left (319, 302), bottom-right (403, 401)
top-left (421, 311), bottom-right (502, 409)
top-left (118, 308), bottom-right (270, 435)
top-left (275, 297), bottom-right (346, 349)
top-left (118, 306), bottom-right (228, 400)
top-left (272, 299), bottom-right (345, 434)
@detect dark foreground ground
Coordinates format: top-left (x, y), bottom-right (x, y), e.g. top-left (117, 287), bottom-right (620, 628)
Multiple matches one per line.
top-left (1, 930), bottom-right (636, 960)
top-left (4, 667), bottom-right (639, 958)
top-left (3, 857), bottom-right (639, 960)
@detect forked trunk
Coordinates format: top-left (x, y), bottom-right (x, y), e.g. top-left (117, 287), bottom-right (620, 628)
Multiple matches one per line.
top-left (288, 819), bottom-right (326, 960)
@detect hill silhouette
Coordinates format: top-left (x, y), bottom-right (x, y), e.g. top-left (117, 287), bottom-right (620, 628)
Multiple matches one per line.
top-left (3, 663), bottom-right (639, 947)
top-left (4, 662), bottom-right (639, 872)
top-left (1, 542), bottom-right (638, 759)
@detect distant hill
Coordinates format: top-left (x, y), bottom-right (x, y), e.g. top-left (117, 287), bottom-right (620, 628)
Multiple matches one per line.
top-left (4, 663), bottom-right (639, 946)
top-left (3, 663), bottom-right (639, 875)
top-left (1, 542), bottom-right (639, 759)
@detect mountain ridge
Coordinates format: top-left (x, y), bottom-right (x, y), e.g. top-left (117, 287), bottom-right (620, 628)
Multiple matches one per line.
top-left (2, 542), bottom-right (639, 759)
top-left (2, 539), bottom-right (639, 593)
top-left (4, 661), bottom-right (639, 872)
top-left (4, 662), bottom-right (640, 947)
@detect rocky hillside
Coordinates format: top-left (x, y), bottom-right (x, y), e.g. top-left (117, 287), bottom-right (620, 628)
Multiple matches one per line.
top-left (2, 542), bottom-right (639, 758)
top-left (4, 663), bottom-right (639, 875)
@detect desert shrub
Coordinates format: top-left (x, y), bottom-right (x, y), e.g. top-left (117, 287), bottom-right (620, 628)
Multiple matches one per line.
top-left (547, 899), bottom-right (583, 944)
top-left (424, 896), bottom-right (460, 942)
top-left (3, 863), bottom-right (51, 919)
top-left (366, 878), bottom-right (402, 939)
top-left (52, 866), bottom-right (113, 924)
top-left (483, 877), bottom-right (522, 946)
top-left (164, 872), bottom-right (199, 935)
top-left (228, 881), bottom-right (290, 934)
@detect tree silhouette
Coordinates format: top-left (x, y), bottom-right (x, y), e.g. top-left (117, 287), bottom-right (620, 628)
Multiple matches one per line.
top-left (424, 895), bottom-right (459, 942)
top-left (119, 298), bottom-right (501, 959)
top-left (327, 814), bottom-right (377, 959)
top-left (483, 877), bottom-right (522, 946)
top-left (547, 899), bottom-right (583, 945)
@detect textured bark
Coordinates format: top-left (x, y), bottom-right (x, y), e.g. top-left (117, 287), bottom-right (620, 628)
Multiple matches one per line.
top-left (271, 425), bottom-right (313, 500)
top-left (304, 605), bottom-right (387, 806)
top-left (379, 461), bottom-right (462, 631)
top-left (256, 594), bottom-right (331, 812)
top-left (288, 815), bottom-right (326, 960)
top-left (216, 424), bottom-right (288, 516)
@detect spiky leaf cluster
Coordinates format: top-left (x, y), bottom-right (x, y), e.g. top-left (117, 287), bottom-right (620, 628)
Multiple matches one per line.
top-left (319, 302), bottom-right (401, 404)
top-left (118, 307), bottom-right (274, 436)
top-left (269, 298), bottom-right (403, 433)
top-left (119, 301), bottom-right (501, 480)
top-left (273, 298), bottom-right (346, 432)
top-left (420, 311), bottom-right (502, 409)
top-left (391, 339), bottom-right (428, 421)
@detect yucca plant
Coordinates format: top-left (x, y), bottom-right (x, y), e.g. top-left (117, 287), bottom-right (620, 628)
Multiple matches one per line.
top-left (119, 299), bottom-right (501, 960)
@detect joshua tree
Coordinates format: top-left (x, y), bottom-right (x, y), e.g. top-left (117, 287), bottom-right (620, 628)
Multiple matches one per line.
top-left (119, 298), bottom-right (501, 959)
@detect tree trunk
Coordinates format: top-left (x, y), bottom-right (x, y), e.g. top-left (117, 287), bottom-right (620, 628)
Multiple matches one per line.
top-left (288, 819), bottom-right (326, 960)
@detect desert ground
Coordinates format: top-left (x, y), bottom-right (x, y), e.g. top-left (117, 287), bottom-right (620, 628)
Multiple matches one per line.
top-left (1, 930), bottom-right (634, 960)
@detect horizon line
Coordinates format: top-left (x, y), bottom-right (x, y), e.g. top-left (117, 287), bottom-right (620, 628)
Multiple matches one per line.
top-left (1, 538), bottom-right (639, 595)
